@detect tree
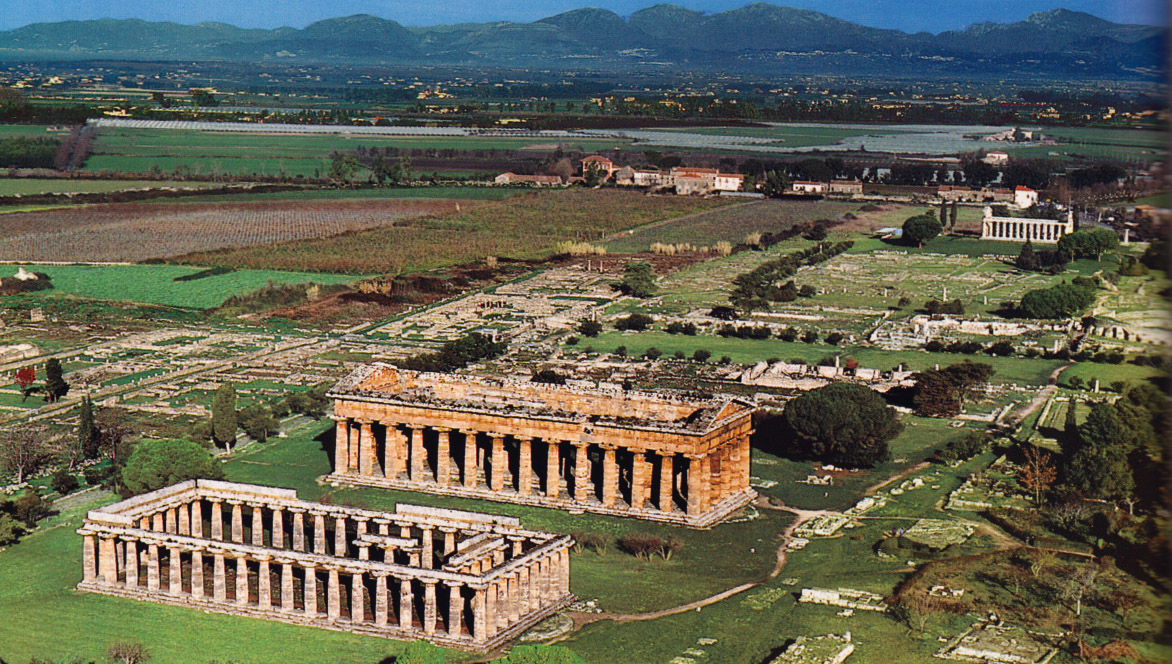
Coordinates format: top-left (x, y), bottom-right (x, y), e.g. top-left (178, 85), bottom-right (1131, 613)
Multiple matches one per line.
top-left (902, 214), bottom-right (942, 248)
top-left (890, 593), bottom-right (943, 633)
top-left (14, 366), bottom-right (34, 402)
top-left (328, 154), bottom-right (361, 186)
top-left (618, 262), bottom-right (657, 298)
top-left (1019, 283), bottom-right (1095, 319)
top-left (238, 404), bottom-right (280, 443)
top-left (1057, 229), bottom-right (1119, 261)
top-left (782, 383), bottom-right (902, 467)
top-left (949, 202), bottom-right (958, 229)
top-left (107, 640), bottom-right (150, 664)
top-left (50, 467), bottom-right (79, 495)
top-left (911, 361), bottom-right (995, 417)
top-left (531, 368), bottom-right (567, 385)
top-left (78, 395), bottom-right (98, 460)
top-left (211, 383), bottom-right (237, 450)
top-left (43, 358), bottom-right (68, 403)
top-left (1018, 446), bottom-right (1057, 504)
top-left (578, 320), bottom-right (603, 337)
top-left (692, 349), bottom-right (712, 363)
top-left (0, 428), bottom-right (51, 483)
top-left (120, 438), bottom-right (224, 496)
top-left (614, 313), bottom-right (654, 331)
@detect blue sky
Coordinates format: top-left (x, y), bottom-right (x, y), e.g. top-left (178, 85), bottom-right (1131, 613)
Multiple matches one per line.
top-left (0, 0), bottom-right (1165, 32)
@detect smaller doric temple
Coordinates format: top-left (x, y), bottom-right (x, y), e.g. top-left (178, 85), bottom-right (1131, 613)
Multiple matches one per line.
top-left (980, 206), bottom-right (1074, 244)
top-left (328, 366), bottom-right (757, 527)
top-left (77, 480), bottom-right (573, 652)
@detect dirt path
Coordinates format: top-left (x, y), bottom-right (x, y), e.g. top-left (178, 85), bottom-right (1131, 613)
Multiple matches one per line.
top-left (1003, 362), bottom-right (1072, 427)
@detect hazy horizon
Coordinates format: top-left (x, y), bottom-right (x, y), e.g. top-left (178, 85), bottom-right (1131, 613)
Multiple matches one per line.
top-left (0, 0), bottom-right (1166, 33)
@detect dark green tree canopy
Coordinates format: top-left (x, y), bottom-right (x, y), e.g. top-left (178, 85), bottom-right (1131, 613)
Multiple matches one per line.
top-left (618, 262), bottom-right (657, 298)
top-left (1019, 283), bottom-right (1095, 319)
top-left (211, 382), bottom-right (237, 448)
top-left (902, 214), bottom-right (942, 247)
top-left (120, 438), bottom-right (224, 496)
top-left (782, 382), bottom-right (903, 467)
top-left (1056, 228), bottom-right (1119, 261)
top-left (44, 358), bottom-right (69, 403)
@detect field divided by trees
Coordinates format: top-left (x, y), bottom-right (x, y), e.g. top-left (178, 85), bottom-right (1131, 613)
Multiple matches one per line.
top-left (0, 199), bottom-right (455, 262)
top-left (176, 189), bottom-right (734, 274)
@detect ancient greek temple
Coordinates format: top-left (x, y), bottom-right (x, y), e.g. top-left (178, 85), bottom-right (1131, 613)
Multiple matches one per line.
top-left (980, 206), bottom-right (1074, 244)
top-left (328, 365), bottom-right (756, 527)
top-left (77, 480), bottom-right (573, 652)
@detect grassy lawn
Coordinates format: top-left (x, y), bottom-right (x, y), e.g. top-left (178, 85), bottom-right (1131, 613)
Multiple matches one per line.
top-left (0, 179), bottom-right (217, 196)
top-left (2, 264), bottom-right (357, 309)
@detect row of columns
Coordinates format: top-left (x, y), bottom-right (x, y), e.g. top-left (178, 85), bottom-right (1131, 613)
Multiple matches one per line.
top-left (982, 219), bottom-right (1066, 242)
top-left (82, 530), bottom-right (572, 645)
top-left (334, 419), bottom-right (749, 517)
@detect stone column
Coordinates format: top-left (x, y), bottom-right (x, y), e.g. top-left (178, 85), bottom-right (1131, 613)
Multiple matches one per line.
top-left (441, 528), bottom-right (457, 555)
top-left (446, 582), bottom-right (464, 636)
top-left (213, 553), bottom-right (227, 602)
top-left (486, 582), bottom-right (498, 636)
top-left (258, 558), bottom-right (272, 610)
top-left (351, 572), bottom-right (365, 623)
top-left (399, 578), bottom-right (414, 629)
top-left (374, 574), bottom-right (389, 627)
top-left (435, 428), bottom-right (451, 486)
top-left (210, 500), bottom-right (224, 540)
top-left (280, 563), bottom-right (294, 612)
top-left (271, 507), bottom-right (284, 549)
top-left (601, 446), bottom-right (618, 507)
top-left (517, 437), bottom-right (533, 496)
top-left (178, 504), bottom-right (190, 536)
top-left (462, 430), bottom-right (479, 488)
top-left (545, 441), bottom-right (561, 499)
top-left (230, 502), bottom-right (244, 543)
top-left (191, 551), bottom-right (204, 599)
top-left (313, 513), bottom-right (328, 555)
top-left (472, 587), bottom-right (488, 642)
top-left (421, 527), bottom-right (434, 570)
top-left (408, 426), bottom-right (425, 483)
top-left (303, 565), bottom-right (318, 617)
top-left (573, 444), bottom-right (590, 502)
top-left (490, 435), bottom-right (506, 491)
top-left (235, 556), bottom-right (249, 606)
top-left (82, 534), bottom-right (97, 583)
top-left (334, 516), bottom-right (348, 557)
top-left (658, 452), bottom-right (675, 513)
top-left (423, 581), bottom-right (437, 635)
top-left (252, 506), bottom-right (265, 547)
top-left (518, 565), bottom-right (531, 616)
top-left (124, 539), bottom-right (138, 589)
top-left (333, 416), bottom-right (350, 473)
top-left (357, 419), bottom-right (374, 477)
top-left (506, 573), bottom-right (520, 624)
top-left (146, 544), bottom-right (160, 590)
top-left (630, 452), bottom-right (648, 509)
top-left (164, 508), bottom-right (174, 534)
top-left (191, 499), bottom-right (204, 538)
top-left (168, 547), bottom-right (182, 595)
top-left (96, 541), bottom-right (117, 587)
top-left (152, 512), bottom-right (165, 532)
top-left (559, 548), bottom-right (570, 595)
top-left (686, 453), bottom-right (711, 516)
top-left (291, 510), bottom-right (305, 552)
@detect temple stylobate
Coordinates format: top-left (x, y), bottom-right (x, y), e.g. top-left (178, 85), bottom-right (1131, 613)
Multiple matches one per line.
top-left (327, 365), bottom-right (757, 527)
top-left (77, 480), bottom-right (573, 652)
top-left (980, 206), bottom-right (1075, 244)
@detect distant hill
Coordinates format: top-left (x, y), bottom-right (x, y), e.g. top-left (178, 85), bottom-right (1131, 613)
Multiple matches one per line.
top-left (0, 4), bottom-right (1162, 79)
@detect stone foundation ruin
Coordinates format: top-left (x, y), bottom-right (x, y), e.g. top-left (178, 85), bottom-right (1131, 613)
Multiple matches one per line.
top-left (77, 480), bottom-right (573, 652)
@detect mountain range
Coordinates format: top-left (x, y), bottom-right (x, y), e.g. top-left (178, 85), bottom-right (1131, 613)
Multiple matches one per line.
top-left (0, 4), bottom-right (1163, 79)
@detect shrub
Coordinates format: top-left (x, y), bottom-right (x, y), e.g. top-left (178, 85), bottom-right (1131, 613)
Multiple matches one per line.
top-left (615, 313), bottom-right (654, 331)
top-left (692, 349), bottom-right (712, 363)
top-left (802, 330), bottom-right (819, 343)
top-left (50, 468), bottom-right (80, 496)
top-left (798, 285), bottom-right (817, 298)
top-left (578, 320), bottom-right (603, 337)
top-left (14, 491), bottom-right (50, 526)
top-left (644, 347), bottom-right (663, 360)
top-left (673, 350), bottom-right (686, 360)
top-left (985, 340), bottom-right (1015, 356)
top-left (531, 369), bottom-right (567, 385)
top-left (665, 321), bottom-right (698, 335)
top-left (824, 332), bottom-right (844, 346)
top-left (83, 466), bottom-right (108, 486)
top-left (565, 336), bottom-right (579, 346)
top-left (613, 345), bottom-right (627, 358)
top-left (778, 327), bottom-right (798, 342)
top-left (719, 355), bottom-right (733, 365)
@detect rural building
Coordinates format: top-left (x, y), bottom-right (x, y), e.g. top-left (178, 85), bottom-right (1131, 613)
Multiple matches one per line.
top-left (982, 151), bottom-right (1010, 165)
top-left (77, 480), bottom-right (573, 652)
top-left (1014, 186), bottom-right (1038, 209)
top-left (494, 173), bottom-right (562, 186)
top-left (937, 186), bottom-right (1014, 203)
top-left (327, 365), bottom-right (756, 527)
top-left (792, 181), bottom-right (826, 194)
top-left (579, 155), bottom-right (616, 178)
top-left (632, 169), bottom-right (667, 187)
top-left (828, 180), bottom-right (863, 195)
top-left (613, 166), bottom-right (636, 186)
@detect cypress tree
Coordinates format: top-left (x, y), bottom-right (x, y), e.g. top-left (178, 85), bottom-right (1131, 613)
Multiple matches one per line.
top-left (212, 383), bottom-right (237, 450)
top-left (939, 200), bottom-right (948, 230)
top-left (78, 396), bottom-right (98, 460)
top-left (949, 201), bottom-right (958, 229)
top-left (44, 358), bottom-right (68, 403)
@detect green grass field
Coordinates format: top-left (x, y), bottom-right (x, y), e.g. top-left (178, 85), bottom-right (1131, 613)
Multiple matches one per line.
top-left (178, 186), bottom-right (521, 204)
top-left (85, 128), bottom-right (630, 177)
top-left (1, 264), bottom-right (357, 309)
top-left (0, 179), bottom-right (218, 196)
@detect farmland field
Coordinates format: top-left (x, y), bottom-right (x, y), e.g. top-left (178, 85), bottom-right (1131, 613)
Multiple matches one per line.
top-left (0, 199), bottom-right (458, 262)
top-left (176, 189), bottom-right (735, 273)
top-left (604, 198), bottom-right (858, 252)
top-left (85, 127), bottom-right (630, 178)
top-left (0, 178), bottom-right (220, 197)
top-left (0, 264), bottom-right (356, 308)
